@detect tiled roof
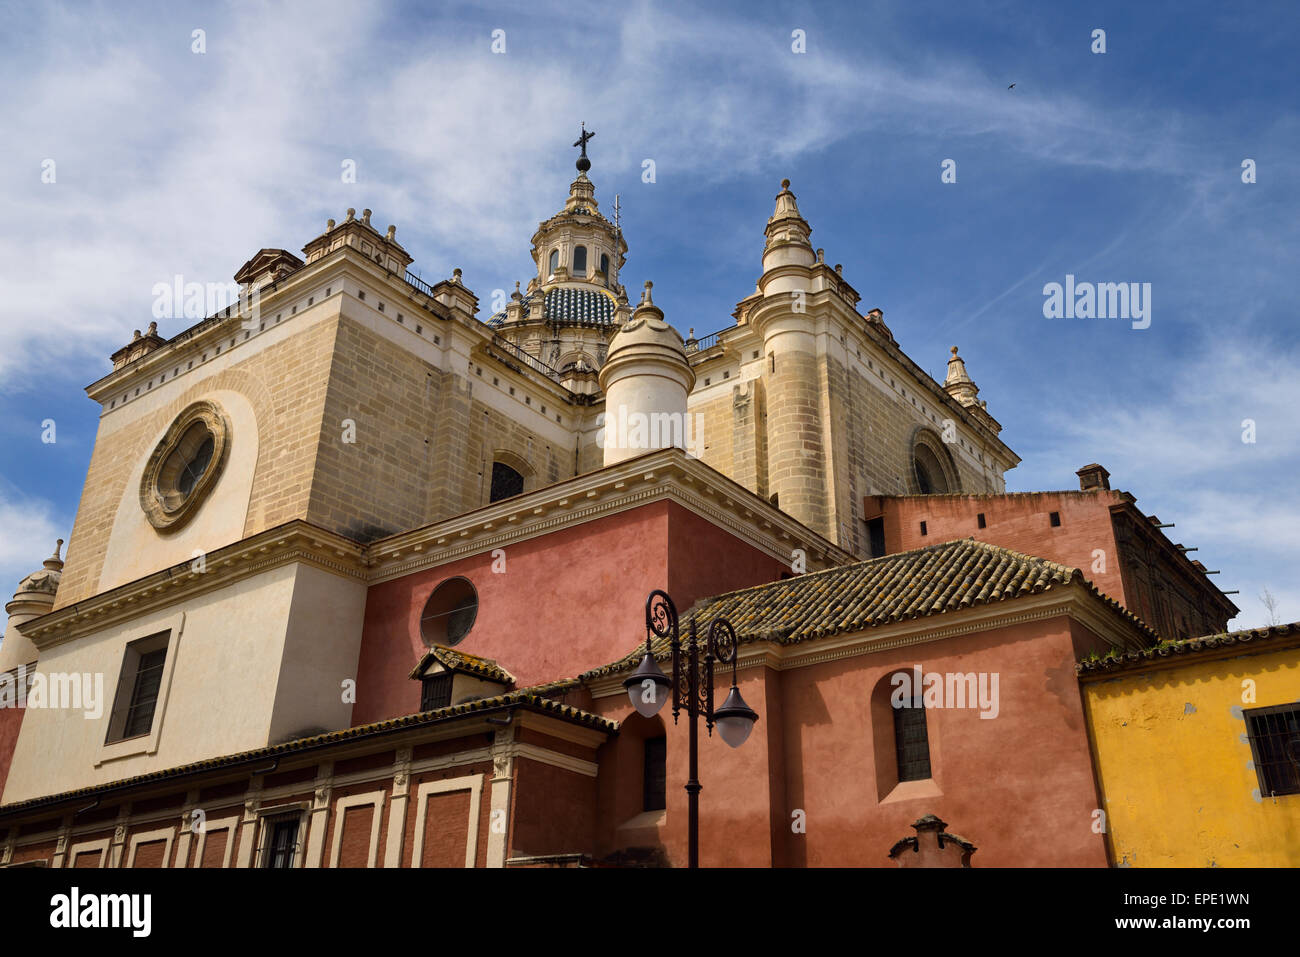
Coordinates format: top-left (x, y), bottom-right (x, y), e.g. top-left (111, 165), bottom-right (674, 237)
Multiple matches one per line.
top-left (583, 538), bottom-right (1156, 680)
top-left (487, 286), bottom-right (617, 327)
top-left (1076, 621), bottom-right (1300, 676)
top-left (407, 645), bottom-right (515, 684)
top-left (0, 691), bottom-right (614, 818)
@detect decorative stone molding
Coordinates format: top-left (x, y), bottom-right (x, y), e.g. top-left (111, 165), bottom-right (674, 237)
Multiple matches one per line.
top-left (139, 400), bottom-right (232, 532)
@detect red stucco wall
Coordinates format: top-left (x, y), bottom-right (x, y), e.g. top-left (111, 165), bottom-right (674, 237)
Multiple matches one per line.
top-left (593, 613), bottom-right (1113, 867)
top-left (353, 499), bottom-right (790, 726)
top-left (866, 492), bottom-right (1128, 603)
top-left (0, 703), bottom-right (25, 801)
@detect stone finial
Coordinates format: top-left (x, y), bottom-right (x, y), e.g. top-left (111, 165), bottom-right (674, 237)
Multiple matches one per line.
top-left (327, 218), bottom-right (336, 230)
top-left (834, 264), bottom-right (842, 275)
top-left (944, 345), bottom-right (980, 407)
top-left (386, 225), bottom-right (396, 242)
top-left (146, 321), bottom-right (157, 336)
top-left (452, 268), bottom-right (462, 283)
top-left (132, 329), bottom-right (141, 341)
top-left (511, 281), bottom-right (522, 300)
top-left (345, 208), bottom-right (356, 222)
top-left (816, 248), bottom-right (825, 263)
top-left (45, 538), bottom-right (65, 570)
top-left (641, 280), bottom-right (653, 305)
top-left (769, 179), bottom-right (802, 224)
top-left (361, 209), bottom-right (372, 225)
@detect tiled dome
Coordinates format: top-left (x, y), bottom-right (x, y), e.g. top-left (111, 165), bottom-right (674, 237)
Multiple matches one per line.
top-left (487, 287), bottom-right (618, 328)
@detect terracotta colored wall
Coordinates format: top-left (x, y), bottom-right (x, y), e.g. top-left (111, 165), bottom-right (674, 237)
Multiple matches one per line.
top-left (354, 503), bottom-right (669, 724)
top-left (667, 503), bottom-right (791, 613)
top-left (593, 666), bottom-right (789, 868)
top-left (867, 493), bottom-right (1127, 603)
top-left (510, 756), bottom-right (597, 858)
top-left (785, 618), bottom-right (1110, 866)
top-left (592, 614), bottom-right (1113, 867)
top-left (0, 703), bottom-right (25, 800)
top-left (354, 499), bottom-right (789, 725)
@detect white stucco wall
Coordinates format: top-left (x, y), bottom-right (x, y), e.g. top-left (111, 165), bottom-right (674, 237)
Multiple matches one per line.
top-left (2, 561), bottom-right (366, 804)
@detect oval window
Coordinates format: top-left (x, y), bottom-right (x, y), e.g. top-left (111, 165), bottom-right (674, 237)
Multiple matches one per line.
top-left (139, 400), bottom-right (230, 531)
top-left (419, 577), bottom-right (478, 647)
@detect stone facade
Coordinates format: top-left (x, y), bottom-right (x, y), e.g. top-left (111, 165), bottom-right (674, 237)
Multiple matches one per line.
top-left (53, 166), bottom-right (1019, 614)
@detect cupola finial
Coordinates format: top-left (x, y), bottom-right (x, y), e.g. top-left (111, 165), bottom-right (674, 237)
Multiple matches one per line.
top-left (573, 122), bottom-right (595, 172)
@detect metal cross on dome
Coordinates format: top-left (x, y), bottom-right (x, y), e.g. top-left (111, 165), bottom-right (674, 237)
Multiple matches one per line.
top-left (573, 122), bottom-right (595, 155)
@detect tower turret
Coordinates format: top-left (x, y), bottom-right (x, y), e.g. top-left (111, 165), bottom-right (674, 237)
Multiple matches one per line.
top-left (0, 539), bottom-right (64, 674)
top-left (598, 282), bottom-right (695, 466)
top-left (486, 127), bottom-right (627, 373)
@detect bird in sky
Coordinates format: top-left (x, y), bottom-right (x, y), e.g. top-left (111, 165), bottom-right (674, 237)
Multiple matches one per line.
top-left (1008, 83), bottom-right (1016, 89)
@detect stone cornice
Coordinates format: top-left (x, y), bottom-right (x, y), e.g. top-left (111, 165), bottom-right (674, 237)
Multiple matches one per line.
top-left (86, 248), bottom-right (454, 403)
top-left (365, 447), bottom-right (853, 583)
top-left (25, 521), bottom-right (367, 649)
top-left (25, 451), bottom-right (851, 647)
top-left (690, 301), bottom-right (1017, 468)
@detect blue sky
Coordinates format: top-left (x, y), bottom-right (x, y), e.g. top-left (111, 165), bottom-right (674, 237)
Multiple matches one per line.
top-left (0, 0), bottom-right (1296, 629)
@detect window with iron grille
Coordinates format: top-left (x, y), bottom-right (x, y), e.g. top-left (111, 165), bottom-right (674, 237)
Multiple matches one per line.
top-left (893, 698), bottom-right (932, 782)
top-left (263, 815), bottom-right (300, 869)
top-left (1245, 703), bottom-right (1300, 797)
top-left (421, 672), bottom-right (454, 712)
top-left (643, 736), bottom-right (667, 812)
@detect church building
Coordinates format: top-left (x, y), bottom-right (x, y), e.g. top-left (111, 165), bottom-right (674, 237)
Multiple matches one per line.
top-left (0, 132), bottom-right (1286, 869)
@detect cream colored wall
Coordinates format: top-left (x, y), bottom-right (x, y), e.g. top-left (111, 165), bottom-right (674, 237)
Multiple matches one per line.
top-left (97, 389), bottom-right (258, 594)
top-left (267, 563), bottom-right (368, 744)
top-left (2, 562), bottom-right (363, 804)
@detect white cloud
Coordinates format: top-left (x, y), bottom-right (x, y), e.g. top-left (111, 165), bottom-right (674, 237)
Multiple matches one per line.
top-left (0, 484), bottom-right (68, 599)
top-left (0, 0), bottom-right (1257, 391)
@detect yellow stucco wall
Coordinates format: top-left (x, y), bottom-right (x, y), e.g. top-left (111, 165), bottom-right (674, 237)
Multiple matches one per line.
top-left (1082, 645), bottom-right (1300, 867)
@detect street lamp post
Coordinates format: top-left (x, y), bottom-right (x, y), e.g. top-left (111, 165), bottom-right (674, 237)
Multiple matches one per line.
top-left (623, 589), bottom-right (759, 868)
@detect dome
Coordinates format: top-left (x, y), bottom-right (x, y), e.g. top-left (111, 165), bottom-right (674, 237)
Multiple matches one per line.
top-left (487, 286), bottom-right (619, 329)
top-left (11, 540), bottom-right (63, 602)
top-left (606, 283), bottom-right (685, 353)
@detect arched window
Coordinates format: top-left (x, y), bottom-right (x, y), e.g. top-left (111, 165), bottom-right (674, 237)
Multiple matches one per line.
top-left (643, 735), bottom-right (666, 811)
top-left (893, 690), bottom-right (932, 782)
top-left (572, 246), bottom-right (587, 276)
top-left (548, 249), bottom-right (559, 275)
top-left (910, 430), bottom-right (959, 494)
top-left (490, 461), bottom-right (524, 502)
top-left (599, 253), bottom-right (610, 276)
top-left (419, 578), bottom-right (478, 647)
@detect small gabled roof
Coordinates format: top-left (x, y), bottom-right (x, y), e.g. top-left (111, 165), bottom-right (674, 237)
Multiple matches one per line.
top-left (584, 537), bottom-right (1156, 681)
top-left (232, 248), bottom-right (303, 285)
top-left (408, 645), bottom-right (515, 685)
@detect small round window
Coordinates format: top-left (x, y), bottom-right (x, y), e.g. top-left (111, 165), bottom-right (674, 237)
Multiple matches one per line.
top-left (420, 578), bottom-right (478, 647)
top-left (139, 400), bottom-right (230, 531)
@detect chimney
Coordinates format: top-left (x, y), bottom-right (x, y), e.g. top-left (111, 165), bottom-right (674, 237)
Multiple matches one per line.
top-left (1076, 463), bottom-right (1110, 491)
